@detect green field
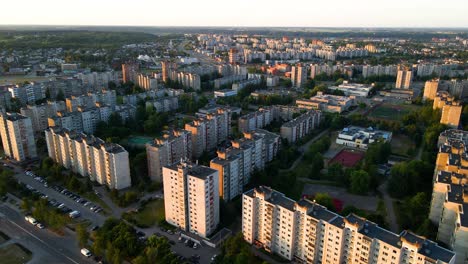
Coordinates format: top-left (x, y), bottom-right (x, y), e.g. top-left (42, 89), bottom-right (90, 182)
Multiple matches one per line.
top-left (127, 136), bottom-right (153, 146)
top-left (369, 103), bottom-right (420, 121)
top-left (130, 199), bottom-right (165, 227)
top-left (0, 243), bottom-right (32, 264)
top-left (391, 134), bottom-right (416, 157)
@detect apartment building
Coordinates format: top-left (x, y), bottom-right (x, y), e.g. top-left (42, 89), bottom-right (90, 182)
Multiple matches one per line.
top-left (146, 130), bottom-right (192, 182)
top-left (0, 112), bottom-right (37, 161)
top-left (48, 104), bottom-right (112, 134)
top-left (8, 82), bottom-right (46, 105)
top-left (336, 126), bottom-right (393, 149)
top-left (65, 90), bottom-right (117, 112)
top-left (77, 71), bottom-right (118, 89)
top-left (161, 61), bottom-right (178, 83)
top-left (429, 129), bottom-right (468, 264)
top-left (122, 62), bottom-right (139, 83)
top-left (243, 186), bottom-right (455, 264)
top-left (291, 64), bottom-right (307, 88)
top-left (185, 108), bottom-right (231, 158)
top-left (20, 101), bottom-right (66, 131)
top-left (424, 79), bottom-right (440, 101)
top-left (45, 127), bottom-right (131, 189)
top-left (163, 161), bottom-right (219, 238)
top-left (145, 96), bottom-right (179, 113)
top-left (395, 66), bottom-right (413, 89)
top-left (434, 92), bottom-right (462, 128)
top-left (296, 92), bottom-right (354, 113)
top-left (280, 111), bottom-right (321, 143)
top-left (137, 73), bottom-right (158, 90)
top-left (210, 129), bottom-right (280, 201)
top-left (238, 107), bottom-right (273, 133)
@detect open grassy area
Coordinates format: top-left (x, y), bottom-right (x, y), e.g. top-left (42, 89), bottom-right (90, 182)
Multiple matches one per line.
top-left (130, 199), bottom-right (165, 227)
top-left (369, 103), bottom-right (420, 121)
top-left (391, 134), bottom-right (416, 157)
top-left (0, 76), bottom-right (51, 86)
top-left (0, 243), bottom-right (32, 264)
top-left (0, 231), bottom-right (10, 244)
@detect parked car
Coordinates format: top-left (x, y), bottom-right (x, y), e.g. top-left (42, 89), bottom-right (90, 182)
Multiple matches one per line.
top-left (81, 248), bottom-right (92, 257)
top-left (36, 223), bottom-right (45, 229)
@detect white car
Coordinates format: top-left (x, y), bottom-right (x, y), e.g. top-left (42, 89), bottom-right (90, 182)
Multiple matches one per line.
top-left (36, 223), bottom-right (45, 229)
top-left (81, 248), bottom-right (92, 257)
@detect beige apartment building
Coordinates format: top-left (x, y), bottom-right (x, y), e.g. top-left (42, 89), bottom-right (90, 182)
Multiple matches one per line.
top-left (434, 92), bottom-right (462, 128)
top-left (137, 73), bottom-right (158, 90)
top-left (291, 64), bottom-right (307, 88)
top-left (0, 112), bottom-right (37, 161)
top-left (395, 66), bottom-right (413, 89)
top-left (185, 108), bottom-right (231, 158)
top-left (423, 79), bottom-right (440, 101)
top-left (243, 186), bottom-right (455, 264)
top-left (45, 127), bottom-right (131, 189)
top-left (162, 161), bottom-right (219, 238)
top-left (429, 130), bottom-right (468, 264)
top-left (146, 130), bottom-right (192, 182)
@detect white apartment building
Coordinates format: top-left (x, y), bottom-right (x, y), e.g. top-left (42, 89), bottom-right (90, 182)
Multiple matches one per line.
top-left (238, 107), bottom-right (273, 133)
top-left (163, 161), bottom-right (219, 238)
top-left (280, 111), bottom-right (321, 143)
top-left (243, 186), bottom-right (455, 264)
top-left (0, 112), bottom-right (37, 161)
top-left (45, 127), bottom-right (131, 189)
top-left (77, 71), bottom-right (118, 89)
top-left (20, 101), bottom-right (66, 131)
top-left (146, 130), bottom-right (192, 182)
top-left (429, 130), bottom-right (468, 264)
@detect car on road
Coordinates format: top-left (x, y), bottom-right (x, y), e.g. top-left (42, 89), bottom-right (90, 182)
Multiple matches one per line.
top-left (193, 243), bottom-right (198, 249)
top-left (36, 223), bottom-right (45, 229)
top-left (25, 215), bottom-right (38, 225)
top-left (81, 248), bottom-right (92, 257)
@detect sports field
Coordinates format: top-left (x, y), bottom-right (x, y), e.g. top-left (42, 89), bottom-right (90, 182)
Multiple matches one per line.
top-left (368, 103), bottom-right (420, 121)
top-left (329, 149), bottom-right (365, 167)
top-left (127, 136), bottom-right (153, 146)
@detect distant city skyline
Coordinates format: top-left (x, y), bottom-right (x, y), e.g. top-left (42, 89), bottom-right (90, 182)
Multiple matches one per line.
top-left (1, 0), bottom-right (468, 28)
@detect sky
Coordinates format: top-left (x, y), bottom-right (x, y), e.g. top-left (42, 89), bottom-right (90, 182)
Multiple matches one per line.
top-left (1, 0), bottom-right (468, 28)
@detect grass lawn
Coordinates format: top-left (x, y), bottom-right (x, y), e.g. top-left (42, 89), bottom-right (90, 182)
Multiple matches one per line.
top-left (391, 134), bottom-right (416, 157)
top-left (0, 76), bottom-right (50, 86)
top-left (0, 231), bottom-right (10, 244)
top-left (369, 103), bottom-right (420, 121)
top-left (131, 199), bottom-right (165, 227)
top-left (0, 243), bottom-right (32, 264)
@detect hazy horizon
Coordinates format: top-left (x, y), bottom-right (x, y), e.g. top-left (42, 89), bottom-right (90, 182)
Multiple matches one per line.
top-left (1, 0), bottom-right (468, 28)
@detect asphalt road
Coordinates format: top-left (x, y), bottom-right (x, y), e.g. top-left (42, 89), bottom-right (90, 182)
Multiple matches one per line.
top-left (0, 204), bottom-right (94, 264)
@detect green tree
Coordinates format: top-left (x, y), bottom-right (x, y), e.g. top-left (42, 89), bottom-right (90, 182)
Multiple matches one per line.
top-left (314, 193), bottom-right (336, 211)
top-left (76, 223), bottom-right (89, 248)
top-left (350, 170), bottom-right (370, 195)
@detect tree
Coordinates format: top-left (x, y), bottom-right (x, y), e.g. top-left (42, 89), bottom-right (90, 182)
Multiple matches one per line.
top-left (76, 223), bottom-right (89, 248)
top-left (350, 170), bottom-right (370, 195)
top-left (56, 89), bottom-right (65, 101)
top-left (314, 193), bottom-right (336, 211)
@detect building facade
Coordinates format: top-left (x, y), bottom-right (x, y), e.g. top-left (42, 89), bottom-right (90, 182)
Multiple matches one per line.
top-left (45, 127), bottom-right (131, 189)
top-left (243, 186), bottom-right (455, 264)
top-left (280, 111), bottom-right (321, 143)
top-left (0, 112), bottom-right (37, 161)
top-left (163, 161), bottom-right (219, 238)
top-left (146, 130), bottom-right (192, 182)
top-left (429, 130), bottom-right (468, 264)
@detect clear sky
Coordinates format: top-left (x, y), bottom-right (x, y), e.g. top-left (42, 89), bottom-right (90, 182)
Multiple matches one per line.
top-left (1, 0), bottom-right (467, 28)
